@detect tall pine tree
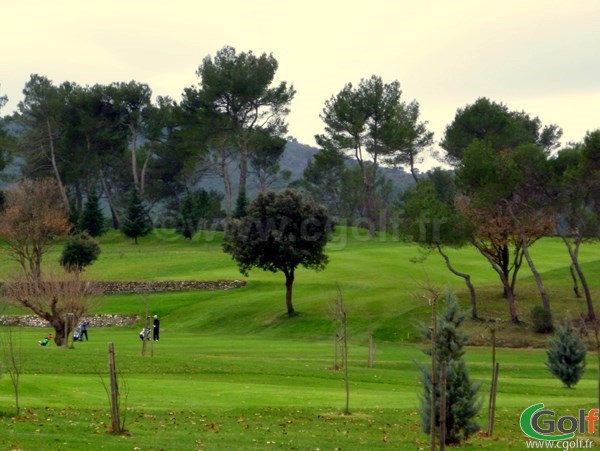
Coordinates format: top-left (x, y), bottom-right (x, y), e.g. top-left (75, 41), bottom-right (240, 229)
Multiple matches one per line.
top-left (79, 191), bottom-right (105, 237)
top-left (122, 189), bottom-right (152, 244)
top-left (418, 289), bottom-right (481, 445)
top-left (546, 318), bottom-right (587, 388)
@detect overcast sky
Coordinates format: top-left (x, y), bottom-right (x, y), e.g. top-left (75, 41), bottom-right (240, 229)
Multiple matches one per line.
top-left (2, 0), bottom-right (600, 166)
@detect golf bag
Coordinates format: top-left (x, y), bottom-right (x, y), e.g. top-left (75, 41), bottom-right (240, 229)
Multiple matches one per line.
top-left (139, 327), bottom-right (152, 340)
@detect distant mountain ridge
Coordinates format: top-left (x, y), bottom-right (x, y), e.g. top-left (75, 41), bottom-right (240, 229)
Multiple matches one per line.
top-left (280, 137), bottom-right (416, 193)
top-left (279, 138), bottom-right (319, 180)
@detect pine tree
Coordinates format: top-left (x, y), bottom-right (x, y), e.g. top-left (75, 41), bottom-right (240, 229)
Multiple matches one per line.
top-left (233, 187), bottom-right (248, 219)
top-left (79, 191), bottom-right (105, 237)
top-left (175, 190), bottom-right (225, 239)
top-left (177, 193), bottom-right (197, 240)
top-left (418, 290), bottom-right (481, 445)
top-left (546, 318), bottom-right (587, 388)
top-left (122, 189), bottom-right (152, 244)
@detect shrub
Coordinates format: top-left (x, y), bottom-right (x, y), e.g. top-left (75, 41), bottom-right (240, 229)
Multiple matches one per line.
top-left (60, 233), bottom-right (101, 273)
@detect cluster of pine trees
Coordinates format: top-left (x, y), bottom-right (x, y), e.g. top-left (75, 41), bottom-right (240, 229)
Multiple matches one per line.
top-left (0, 47), bottom-right (599, 323)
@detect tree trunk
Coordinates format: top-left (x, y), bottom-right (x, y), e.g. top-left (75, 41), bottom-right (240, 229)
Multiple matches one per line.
top-left (509, 247), bottom-right (524, 294)
top-left (75, 183), bottom-right (83, 213)
top-left (436, 243), bottom-right (478, 320)
top-left (409, 152), bottom-right (419, 183)
top-left (561, 235), bottom-right (596, 321)
top-left (472, 240), bottom-right (519, 323)
top-left (364, 181), bottom-right (376, 236)
top-left (500, 245), bottom-right (511, 297)
top-left (100, 171), bottom-right (121, 229)
top-left (140, 144), bottom-right (152, 196)
top-left (237, 142), bottom-right (249, 207)
top-left (355, 145), bottom-right (377, 236)
top-left (285, 269), bottom-right (295, 315)
top-left (570, 265), bottom-right (582, 298)
top-left (521, 234), bottom-right (551, 315)
top-left (46, 119), bottom-right (70, 211)
top-left (221, 156), bottom-right (233, 216)
top-left (130, 125), bottom-right (140, 191)
top-left (51, 318), bottom-right (67, 347)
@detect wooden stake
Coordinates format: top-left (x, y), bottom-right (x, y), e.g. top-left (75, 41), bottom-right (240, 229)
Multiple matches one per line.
top-left (108, 342), bottom-right (121, 434)
top-left (488, 362), bottom-right (500, 437)
top-left (430, 296), bottom-right (438, 451)
top-left (440, 361), bottom-right (447, 450)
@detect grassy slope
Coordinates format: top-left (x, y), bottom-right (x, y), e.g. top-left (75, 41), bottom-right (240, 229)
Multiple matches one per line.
top-left (0, 228), bottom-right (599, 450)
top-left (41, 228), bottom-right (600, 346)
top-left (1, 227), bottom-right (598, 345)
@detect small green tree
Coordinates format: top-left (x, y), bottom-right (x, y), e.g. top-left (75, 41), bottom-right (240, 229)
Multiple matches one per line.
top-left (79, 191), bottom-right (105, 237)
top-left (233, 186), bottom-right (248, 219)
top-left (60, 233), bottom-right (101, 273)
top-left (121, 189), bottom-right (152, 244)
top-left (418, 289), bottom-right (481, 445)
top-left (546, 318), bottom-right (587, 388)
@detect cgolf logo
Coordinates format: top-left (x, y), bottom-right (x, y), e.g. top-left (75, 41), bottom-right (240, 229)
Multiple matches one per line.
top-left (520, 403), bottom-right (598, 441)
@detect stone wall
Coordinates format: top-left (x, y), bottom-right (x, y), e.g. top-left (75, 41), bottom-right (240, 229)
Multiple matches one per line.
top-left (0, 314), bottom-right (139, 327)
top-left (0, 279), bottom-right (246, 327)
top-left (94, 279), bottom-right (246, 294)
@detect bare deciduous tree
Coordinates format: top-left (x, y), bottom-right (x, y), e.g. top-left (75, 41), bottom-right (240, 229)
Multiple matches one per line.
top-left (3, 271), bottom-right (102, 346)
top-left (0, 178), bottom-right (71, 281)
top-left (329, 288), bottom-right (350, 415)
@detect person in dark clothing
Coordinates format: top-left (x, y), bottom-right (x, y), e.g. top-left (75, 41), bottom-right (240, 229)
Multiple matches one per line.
top-left (153, 315), bottom-right (160, 341)
top-left (80, 321), bottom-right (89, 341)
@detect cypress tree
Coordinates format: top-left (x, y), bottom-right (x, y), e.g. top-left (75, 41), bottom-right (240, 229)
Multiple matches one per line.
top-left (79, 191), bottom-right (105, 237)
top-left (418, 289), bottom-right (481, 445)
top-left (546, 318), bottom-right (587, 388)
top-left (175, 190), bottom-right (225, 239)
top-left (122, 189), bottom-right (152, 244)
top-left (233, 187), bottom-right (248, 219)
top-left (177, 193), bottom-right (197, 240)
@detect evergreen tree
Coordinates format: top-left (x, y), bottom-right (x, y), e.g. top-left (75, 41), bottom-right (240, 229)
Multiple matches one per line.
top-left (418, 290), bottom-right (481, 445)
top-left (233, 187), bottom-right (248, 219)
top-left (176, 189), bottom-right (225, 239)
top-left (546, 318), bottom-right (587, 388)
top-left (122, 189), bottom-right (152, 244)
top-left (79, 191), bottom-right (105, 237)
top-left (68, 200), bottom-right (80, 232)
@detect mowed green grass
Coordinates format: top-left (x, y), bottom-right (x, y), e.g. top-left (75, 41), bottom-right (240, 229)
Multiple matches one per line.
top-left (0, 227), bottom-right (599, 450)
